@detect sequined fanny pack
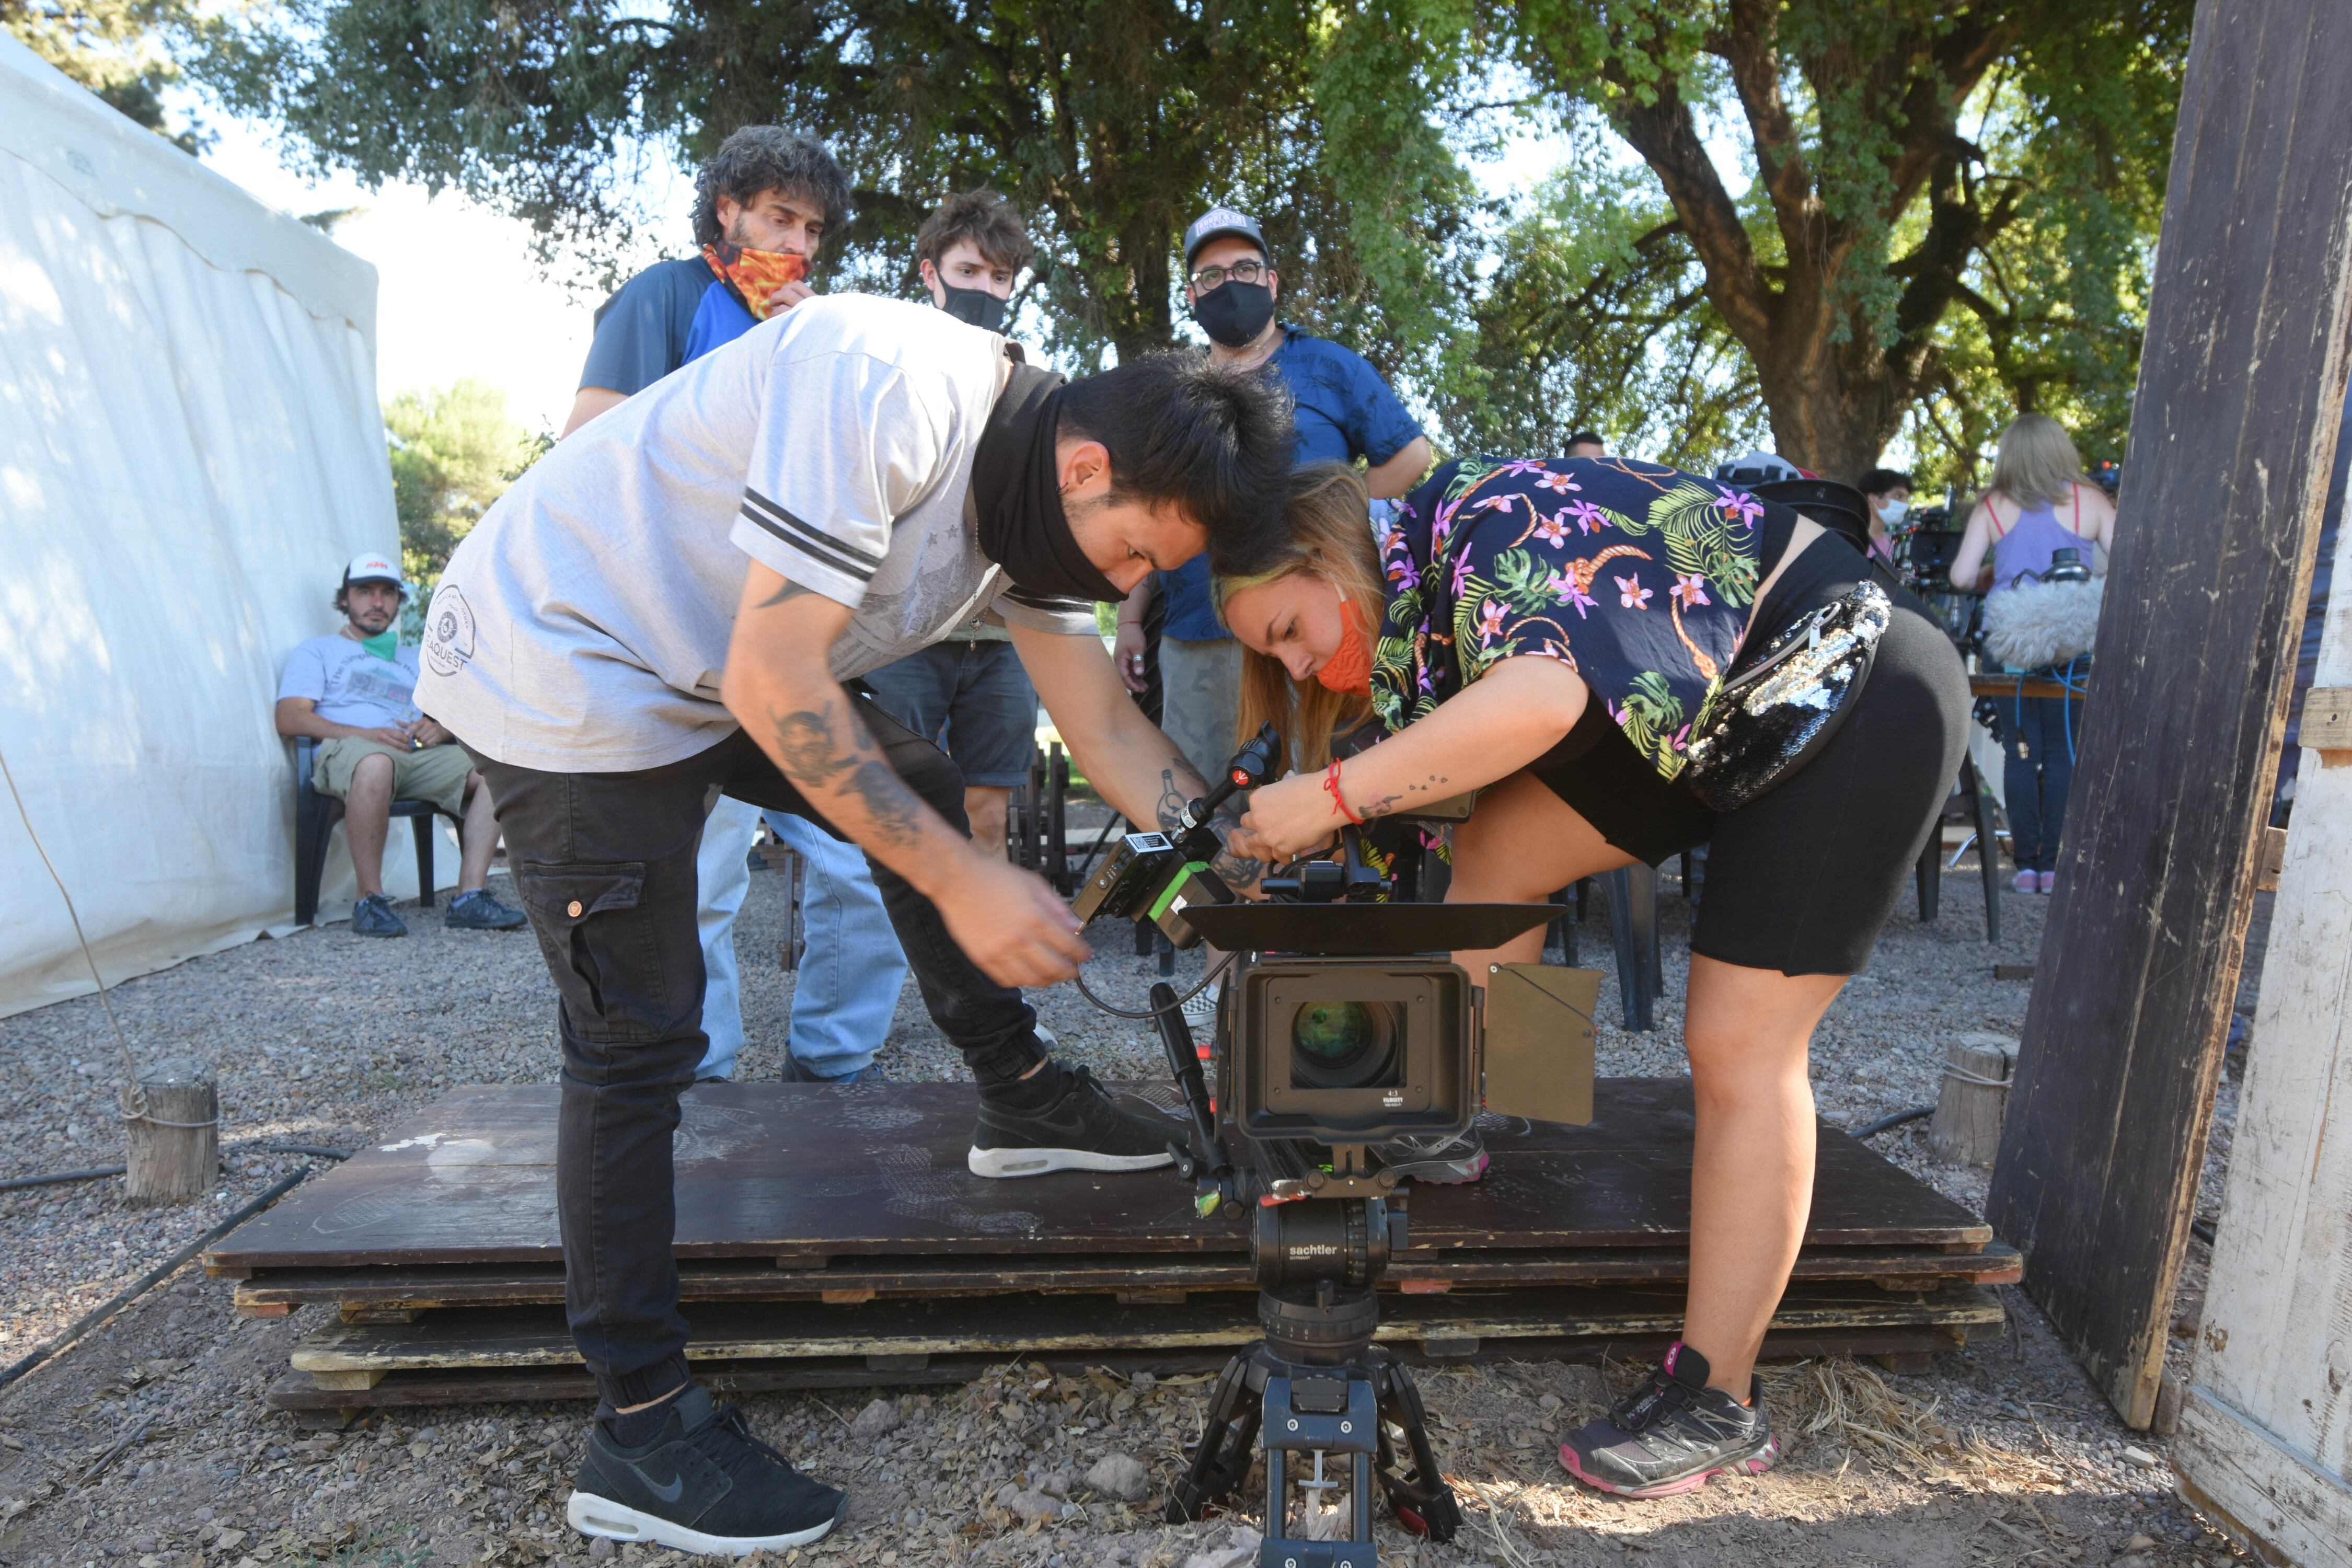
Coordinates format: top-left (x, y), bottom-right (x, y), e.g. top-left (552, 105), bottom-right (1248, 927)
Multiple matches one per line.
top-left (1682, 581), bottom-right (1893, 813)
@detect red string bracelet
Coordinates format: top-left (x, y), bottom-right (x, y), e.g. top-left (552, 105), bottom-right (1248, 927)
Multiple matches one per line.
top-left (1324, 759), bottom-right (1365, 825)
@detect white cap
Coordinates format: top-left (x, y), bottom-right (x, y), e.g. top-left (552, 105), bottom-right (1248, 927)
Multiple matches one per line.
top-left (343, 550), bottom-right (405, 591)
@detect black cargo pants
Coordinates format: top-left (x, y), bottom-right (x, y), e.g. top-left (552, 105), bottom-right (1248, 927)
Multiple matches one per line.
top-left (466, 695), bottom-right (1048, 1406)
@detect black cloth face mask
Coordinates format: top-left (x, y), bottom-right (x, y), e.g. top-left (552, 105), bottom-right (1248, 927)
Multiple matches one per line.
top-left (1193, 280), bottom-right (1275, 349)
top-left (971, 362), bottom-right (1125, 604)
top-left (940, 284), bottom-right (1007, 333)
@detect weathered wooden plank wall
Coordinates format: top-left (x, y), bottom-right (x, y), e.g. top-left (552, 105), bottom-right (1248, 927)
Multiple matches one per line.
top-left (1984, 0), bottom-right (2352, 1429)
top-left (2173, 387), bottom-right (2352, 1560)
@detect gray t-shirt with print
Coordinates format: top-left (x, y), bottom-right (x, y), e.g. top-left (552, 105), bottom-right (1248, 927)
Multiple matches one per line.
top-left (278, 636), bottom-right (422, 729)
top-left (416, 295), bottom-right (1097, 773)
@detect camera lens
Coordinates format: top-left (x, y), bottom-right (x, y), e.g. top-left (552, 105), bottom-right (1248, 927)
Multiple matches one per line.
top-left (1290, 1000), bottom-right (1403, 1089)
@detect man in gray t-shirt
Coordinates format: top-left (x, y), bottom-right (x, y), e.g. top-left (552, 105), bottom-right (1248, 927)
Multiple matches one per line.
top-left (417, 294), bottom-right (1290, 1558)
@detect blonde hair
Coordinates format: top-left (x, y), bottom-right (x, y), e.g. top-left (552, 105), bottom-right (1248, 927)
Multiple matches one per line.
top-left (1988, 413), bottom-right (2085, 508)
top-left (1216, 463), bottom-right (1386, 770)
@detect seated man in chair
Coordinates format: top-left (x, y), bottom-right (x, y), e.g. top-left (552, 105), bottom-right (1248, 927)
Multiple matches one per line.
top-left (274, 551), bottom-right (526, 937)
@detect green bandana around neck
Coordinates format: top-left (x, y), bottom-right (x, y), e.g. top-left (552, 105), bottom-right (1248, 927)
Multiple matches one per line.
top-left (359, 630), bottom-right (399, 662)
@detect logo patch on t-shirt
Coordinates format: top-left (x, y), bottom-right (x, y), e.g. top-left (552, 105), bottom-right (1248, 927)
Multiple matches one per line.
top-left (424, 583), bottom-right (477, 677)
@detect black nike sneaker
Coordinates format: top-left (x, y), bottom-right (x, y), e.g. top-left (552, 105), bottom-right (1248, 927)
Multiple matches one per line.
top-left (1558, 1342), bottom-right (1780, 1498)
top-left (566, 1386), bottom-right (845, 1554)
top-left (967, 1064), bottom-right (1184, 1178)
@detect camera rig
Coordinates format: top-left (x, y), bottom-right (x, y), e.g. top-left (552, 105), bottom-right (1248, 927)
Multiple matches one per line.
top-left (1068, 730), bottom-right (1590, 1563)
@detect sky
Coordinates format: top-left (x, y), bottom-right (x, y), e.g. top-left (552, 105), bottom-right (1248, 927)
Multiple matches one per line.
top-left (197, 113), bottom-right (694, 436)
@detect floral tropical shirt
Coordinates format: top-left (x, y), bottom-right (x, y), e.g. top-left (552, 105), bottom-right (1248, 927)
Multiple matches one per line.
top-left (1370, 456), bottom-right (1773, 781)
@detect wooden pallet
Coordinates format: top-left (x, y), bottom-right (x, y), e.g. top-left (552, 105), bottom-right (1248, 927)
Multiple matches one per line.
top-left (267, 1282), bottom-right (2003, 1410)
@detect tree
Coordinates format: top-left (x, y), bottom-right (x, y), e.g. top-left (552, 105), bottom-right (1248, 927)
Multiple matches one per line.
top-left (1359, 0), bottom-right (2187, 478)
top-left (383, 379), bottom-right (535, 586)
top-left (199, 1), bottom-right (1486, 370)
top-left (7, 0), bottom-right (212, 149)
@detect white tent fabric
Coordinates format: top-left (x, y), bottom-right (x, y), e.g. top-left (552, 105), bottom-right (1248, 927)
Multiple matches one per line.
top-left (0, 36), bottom-right (442, 1019)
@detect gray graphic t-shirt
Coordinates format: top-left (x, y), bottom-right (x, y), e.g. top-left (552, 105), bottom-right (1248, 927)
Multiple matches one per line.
top-left (278, 637), bottom-right (421, 729)
top-left (417, 294), bottom-right (1097, 773)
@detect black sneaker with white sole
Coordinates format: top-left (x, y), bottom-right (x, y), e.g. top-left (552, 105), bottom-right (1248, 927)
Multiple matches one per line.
top-left (567, 1386), bottom-right (844, 1555)
top-left (1558, 1341), bottom-right (1780, 1498)
top-left (968, 1065), bottom-right (1183, 1178)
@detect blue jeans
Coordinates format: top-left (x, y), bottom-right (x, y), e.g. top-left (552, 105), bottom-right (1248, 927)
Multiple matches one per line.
top-left (2003, 695), bottom-right (2077, 873)
top-left (691, 805), bottom-right (908, 1081)
top-left (860, 639), bottom-right (1040, 786)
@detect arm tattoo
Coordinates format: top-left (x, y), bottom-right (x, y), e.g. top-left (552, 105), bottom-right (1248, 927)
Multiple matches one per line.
top-left (1356, 772), bottom-right (1450, 822)
top-left (769, 696), bottom-right (927, 850)
top-left (757, 580), bottom-right (816, 609)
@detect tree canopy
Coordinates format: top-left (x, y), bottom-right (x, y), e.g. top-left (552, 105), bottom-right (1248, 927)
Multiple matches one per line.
top-left (194, 0), bottom-right (2189, 486)
top-left (383, 378), bottom-right (537, 589)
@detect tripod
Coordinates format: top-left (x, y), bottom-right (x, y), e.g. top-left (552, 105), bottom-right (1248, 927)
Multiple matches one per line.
top-left (1146, 985), bottom-right (1462, 1564)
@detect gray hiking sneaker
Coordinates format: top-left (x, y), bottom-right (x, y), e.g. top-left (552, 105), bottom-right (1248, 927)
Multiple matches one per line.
top-left (351, 893), bottom-right (407, 938)
top-left (969, 1065), bottom-right (1182, 1178)
top-left (1372, 1128), bottom-right (1489, 1184)
top-left (568, 1386), bottom-right (844, 1554)
top-left (1559, 1342), bottom-right (1780, 1498)
top-left (781, 1052), bottom-right (888, 1085)
top-left (444, 888), bottom-right (527, 930)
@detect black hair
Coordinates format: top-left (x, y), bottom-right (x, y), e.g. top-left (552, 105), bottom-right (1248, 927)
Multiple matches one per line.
top-left (916, 190), bottom-right (1034, 274)
top-left (691, 127), bottom-right (852, 247)
top-left (1859, 467), bottom-right (1913, 495)
top-left (1055, 353), bottom-right (1295, 561)
top-left (333, 578), bottom-right (406, 616)
top-left (1566, 431), bottom-right (1607, 450)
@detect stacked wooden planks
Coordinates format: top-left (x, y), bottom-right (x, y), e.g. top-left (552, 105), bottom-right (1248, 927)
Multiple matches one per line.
top-left (204, 1080), bottom-right (2016, 1413)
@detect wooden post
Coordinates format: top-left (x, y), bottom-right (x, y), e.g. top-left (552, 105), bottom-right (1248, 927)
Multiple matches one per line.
top-left (1931, 1033), bottom-right (2017, 1168)
top-left (1984, 0), bottom-right (2352, 1429)
top-left (123, 1058), bottom-right (217, 1206)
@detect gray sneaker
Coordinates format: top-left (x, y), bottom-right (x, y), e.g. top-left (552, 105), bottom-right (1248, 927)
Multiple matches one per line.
top-left (781, 1052), bottom-right (888, 1085)
top-left (351, 893), bottom-right (408, 938)
top-left (1372, 1128), bottom-right (1489, 1184)
top-left (445, 887), bottom-right (528, 930)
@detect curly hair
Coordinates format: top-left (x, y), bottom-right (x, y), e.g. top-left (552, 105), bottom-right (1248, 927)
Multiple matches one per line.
top-left (915, 190), bottom-right (1034, 274)
top-left (691, 127), bottom-right (852, 247)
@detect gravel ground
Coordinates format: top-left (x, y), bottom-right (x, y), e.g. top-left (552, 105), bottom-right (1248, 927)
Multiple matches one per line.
top-left (0, 845), bottom-right (2261, 1567)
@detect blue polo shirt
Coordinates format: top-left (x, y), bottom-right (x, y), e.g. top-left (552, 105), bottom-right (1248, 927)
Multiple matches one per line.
top-left (1158, 325), bottom-right (1422, 641)
top-left (579, 256), bottom-right (759, 392)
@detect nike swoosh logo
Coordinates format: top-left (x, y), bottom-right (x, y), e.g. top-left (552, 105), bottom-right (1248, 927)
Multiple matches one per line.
top-left (642, 1472), bottom-right (684, 1503)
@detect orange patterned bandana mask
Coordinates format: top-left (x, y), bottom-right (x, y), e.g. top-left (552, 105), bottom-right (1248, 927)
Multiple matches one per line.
top-left (702, 241), bottom-right (808, 320)
top-left (1318, 595), bottom-right (1375, 695)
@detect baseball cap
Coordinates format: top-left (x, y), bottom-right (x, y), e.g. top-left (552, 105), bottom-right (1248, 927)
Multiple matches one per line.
top-left (342, 550), bottom-right (406, 592)
top-left (1183, 206), bottom-right (1267, 271)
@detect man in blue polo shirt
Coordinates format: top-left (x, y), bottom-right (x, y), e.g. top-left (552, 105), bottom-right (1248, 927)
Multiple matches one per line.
top-left (559, 125), bottom-right (908, 1086)
top-left (1113, 207), bottom-right (1430, 774)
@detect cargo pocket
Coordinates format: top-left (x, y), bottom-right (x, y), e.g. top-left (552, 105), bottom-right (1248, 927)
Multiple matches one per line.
top-left (515, 861), bottom-right (665, 1041)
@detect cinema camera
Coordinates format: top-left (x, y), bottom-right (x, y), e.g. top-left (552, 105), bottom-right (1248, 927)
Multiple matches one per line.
top-left (1071, 727), bottom-right (1599, 1566)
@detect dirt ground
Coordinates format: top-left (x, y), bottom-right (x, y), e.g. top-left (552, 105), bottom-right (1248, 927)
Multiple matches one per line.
top-left (0, 849), bottom-right (2260, 1568)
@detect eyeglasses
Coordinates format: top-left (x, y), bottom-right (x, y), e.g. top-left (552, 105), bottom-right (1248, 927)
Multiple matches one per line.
top-left (1189, 259), bottom-right (1269, 291)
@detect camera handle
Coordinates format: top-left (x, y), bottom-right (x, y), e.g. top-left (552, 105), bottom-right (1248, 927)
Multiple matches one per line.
top-left (1147, 980), bottom-right (1231, 1190)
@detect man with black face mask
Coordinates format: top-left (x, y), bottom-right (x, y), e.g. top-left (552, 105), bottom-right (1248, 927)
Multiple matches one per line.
top-left (418, 294), bottom-right (1291, 1559)
top-left (866, 192), bottom-right (1046, 866)
top-left (1114, 205), bottom-right (1432, 1030)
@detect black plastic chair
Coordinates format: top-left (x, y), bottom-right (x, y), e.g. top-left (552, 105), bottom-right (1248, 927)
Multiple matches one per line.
top-left (292, 735), bottom-right (463, 926)
top-left (1545, 864), bottom-right (1664, 1032)
top-left (1913, 752), bottom-right (2003, 943)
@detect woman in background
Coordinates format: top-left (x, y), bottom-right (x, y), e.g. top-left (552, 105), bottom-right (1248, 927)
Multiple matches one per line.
top-left (1949, 415), bottom-right (2117, 894)
top-left (1858, 467), bottom-right (1913, 564)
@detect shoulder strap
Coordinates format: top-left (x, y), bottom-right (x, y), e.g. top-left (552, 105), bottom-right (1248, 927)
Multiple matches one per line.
top-left (1987, 497), bottom-right (2011, 539)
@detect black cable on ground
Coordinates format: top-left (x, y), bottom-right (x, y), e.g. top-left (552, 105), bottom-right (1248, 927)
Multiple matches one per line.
top-left (1853, 1104), bottom-right (1936, 1139)
top-left (0, 1166), bottom-right (126, 1193)
top-left (0, 1168), bottom-right (308, 1394)
top-left (252, 1144), bottom-right (353, 1161)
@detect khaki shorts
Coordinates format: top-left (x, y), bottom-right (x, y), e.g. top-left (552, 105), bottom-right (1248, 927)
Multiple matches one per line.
top-left (314, 736), bottom-right (471, 816)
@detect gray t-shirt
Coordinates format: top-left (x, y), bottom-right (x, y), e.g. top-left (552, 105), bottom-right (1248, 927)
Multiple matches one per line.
top-left (278, 636), bottom-right (421, 729)
top-left (416, 295), bottom-right (1097, 772)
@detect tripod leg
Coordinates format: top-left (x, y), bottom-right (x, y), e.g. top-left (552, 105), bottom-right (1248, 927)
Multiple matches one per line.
top-left (1165, 1350), bottom-right (1261, 1524)
top-left (1371, 1357), bottom-right (1461, 1542)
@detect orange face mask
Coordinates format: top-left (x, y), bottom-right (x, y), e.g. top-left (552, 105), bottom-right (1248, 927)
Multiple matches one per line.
top-left (702, 241), bottom-right (808, 320)
top-left (1317, 593), bottom-right (1374, 694)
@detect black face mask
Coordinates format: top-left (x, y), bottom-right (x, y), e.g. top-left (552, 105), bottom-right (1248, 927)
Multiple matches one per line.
top-left (1192, 280), bottom-right (1275, 349)
top-left (940, 284), bottom-right (1007, 333)
top-left (971, 362), bottom-right (1125, 605)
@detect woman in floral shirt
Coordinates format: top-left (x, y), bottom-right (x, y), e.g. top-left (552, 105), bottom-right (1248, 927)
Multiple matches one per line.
top-left (1220, 457), bottom-right (1969, 1504)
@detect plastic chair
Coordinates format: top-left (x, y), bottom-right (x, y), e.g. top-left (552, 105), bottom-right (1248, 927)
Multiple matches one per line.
top-left (1913, 753), bottom-right (2003, 943)
top-left (1545, 866), bottom-right (1664, 1032)
top-left (292, 735), bottom-right (463, 926)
